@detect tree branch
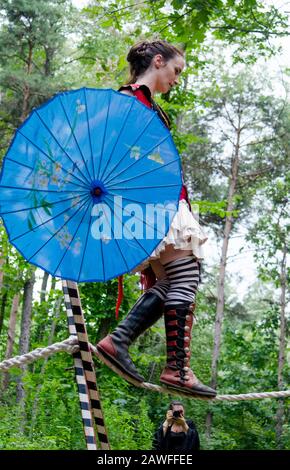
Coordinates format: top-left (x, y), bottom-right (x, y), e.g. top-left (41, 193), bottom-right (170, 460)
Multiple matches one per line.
top-left (241, 134), bottom-right (286, 148)
top-left (239, 166), bottom-right (275, 180)
top-left (210, 25), bottom-right (290, 36)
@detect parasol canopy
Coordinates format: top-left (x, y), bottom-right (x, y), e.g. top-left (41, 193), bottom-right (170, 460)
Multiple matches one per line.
top-left (0, 88), bottom-right (182, 281)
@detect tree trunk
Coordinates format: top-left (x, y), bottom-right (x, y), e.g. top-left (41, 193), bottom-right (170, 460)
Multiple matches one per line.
top-left (206, 116), bottom-right (241, 437)
top-left (0, 234), bottom-right (8, 334)
top-left (34, 271), bottom-right (50, 342)
top-left (275, 242), bottom-right (287, 449)
top-left (44, 46), bottom-right (54, 76)
top-left (51, 277), bottom-right (56, 291)
top-left (0, 231), bottom-right (7, 290)
top-left (40, 271), bottom-right (49, 304)
top-left (0, 257), bottom-right (4, 290)
top-left (97, 316), bottom-right (112, 343)
top-left (20, 42), bottom-right (33, 123)
top-left (205, 411), bottom-right (213, 441)
top-left (16, 269), bottom-right (36, 433)
top-left (2, 293), bottom-right (20, 390)
top-left (0, 290), bottom-right (8, 335)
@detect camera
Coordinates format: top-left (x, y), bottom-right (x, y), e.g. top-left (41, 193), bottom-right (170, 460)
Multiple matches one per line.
top-left (173, 410), bottom-right (181, 418)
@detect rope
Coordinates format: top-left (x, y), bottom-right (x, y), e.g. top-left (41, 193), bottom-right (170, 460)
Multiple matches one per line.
top-left (1, 340), bottom-right (289, 402)
top-left (0, 336), bottom-right (79, 371)
top-left (140, 382), bottom-right (290, 402)
top-left (89, 345), bottom-right (290, 401)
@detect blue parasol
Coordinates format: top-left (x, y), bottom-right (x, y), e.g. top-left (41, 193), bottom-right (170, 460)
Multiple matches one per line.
top-left (0, 88), bottom-right (182, 282)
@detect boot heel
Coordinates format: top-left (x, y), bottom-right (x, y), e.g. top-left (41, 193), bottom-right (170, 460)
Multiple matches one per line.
top-left (160, 379), bottom-right (216, 399)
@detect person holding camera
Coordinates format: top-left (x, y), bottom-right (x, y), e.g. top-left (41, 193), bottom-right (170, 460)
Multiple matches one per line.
top-left (152, 401), bottom-right (200, 452)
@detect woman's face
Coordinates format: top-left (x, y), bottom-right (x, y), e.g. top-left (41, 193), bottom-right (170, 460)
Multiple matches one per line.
top-left (154, 54), bottom-right (185, 93)
top-left (172, 404), bottom-right (184, 417)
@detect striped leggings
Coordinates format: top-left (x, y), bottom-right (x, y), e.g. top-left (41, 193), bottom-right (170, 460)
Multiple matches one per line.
top-left (147, 255), bottom-right (200, 309)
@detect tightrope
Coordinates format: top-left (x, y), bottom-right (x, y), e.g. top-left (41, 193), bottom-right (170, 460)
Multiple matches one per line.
top-left (0, 336), bottom-right (79, 371)
top-left (140, 382), bottom-right (290, 402)
top-left (1, 339), bottom-right (289, 402)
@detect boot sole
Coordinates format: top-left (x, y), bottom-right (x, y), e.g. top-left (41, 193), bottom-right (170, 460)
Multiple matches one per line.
top-left (96, 345), bottom-right (145, 386)
top-left (160, 380), bottom-right (217, 399)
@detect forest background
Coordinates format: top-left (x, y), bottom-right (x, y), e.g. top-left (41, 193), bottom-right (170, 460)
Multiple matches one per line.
top-left (0, 0), bottom-right (289, 451)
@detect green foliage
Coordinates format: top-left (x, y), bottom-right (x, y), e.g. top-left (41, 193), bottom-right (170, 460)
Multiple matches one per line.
top-left (102, 398), bottom-right (155, 450)
top-left (0, 366), bottom-right (85, 449)
top-left (84, 0), bottom-right (289, 63)
top-left (0, 0), bottom-right (74, 134)
top-left (193, 199), bottom-right (240, 218)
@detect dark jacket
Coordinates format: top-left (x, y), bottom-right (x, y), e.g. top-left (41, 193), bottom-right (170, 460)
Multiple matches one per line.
top-left (152, 419), bottom-right (200, 452)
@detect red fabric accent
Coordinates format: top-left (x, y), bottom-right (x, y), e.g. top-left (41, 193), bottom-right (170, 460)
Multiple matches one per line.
top-left (115, 275), bottom-right (123, 319)
top-left (130, 85), bottom-right (152, 108)
top-left (167, 310), bottom-right (176, 316)
top-left (179, 184), bottom-right (192, 211)
top-left (140, 265), bottom-right (156, 291)
top-left (179, 185), bottom-right (187, 200)
top-left (168, 330), bottom-right (177, 336)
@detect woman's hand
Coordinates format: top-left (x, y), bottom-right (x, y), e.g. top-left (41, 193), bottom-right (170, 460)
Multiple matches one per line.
top-left (174, 415), bottom-right (189, 432)
top-left (166, 410), bottom-right (173, 425)
top-left (162, 410), bottom-right (173, 435)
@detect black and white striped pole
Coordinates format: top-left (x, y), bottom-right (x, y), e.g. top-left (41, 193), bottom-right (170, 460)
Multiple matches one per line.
top-left (62, 280), bottom-right (109, 450)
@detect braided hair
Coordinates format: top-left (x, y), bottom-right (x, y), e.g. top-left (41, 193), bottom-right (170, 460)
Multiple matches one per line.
top-left (126, 39), bottom-right (184, 84)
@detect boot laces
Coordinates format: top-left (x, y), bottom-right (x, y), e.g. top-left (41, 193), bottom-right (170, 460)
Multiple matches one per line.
top-left (166, 309), bottom-right (194, 382)
top-left (167, 347), bottom-right (190, 381)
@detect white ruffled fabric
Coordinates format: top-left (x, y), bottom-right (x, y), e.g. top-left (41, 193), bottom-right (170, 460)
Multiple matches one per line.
top-left (133, 199), bottom-right (208, 272)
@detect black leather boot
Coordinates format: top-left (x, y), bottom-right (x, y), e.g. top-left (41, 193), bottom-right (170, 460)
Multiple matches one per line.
top-left (96, 292), bottom-right (164, 383)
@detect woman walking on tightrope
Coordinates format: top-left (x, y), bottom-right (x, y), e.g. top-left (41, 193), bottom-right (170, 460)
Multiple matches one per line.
top-left (96, 40), bottom-right (216, 398)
